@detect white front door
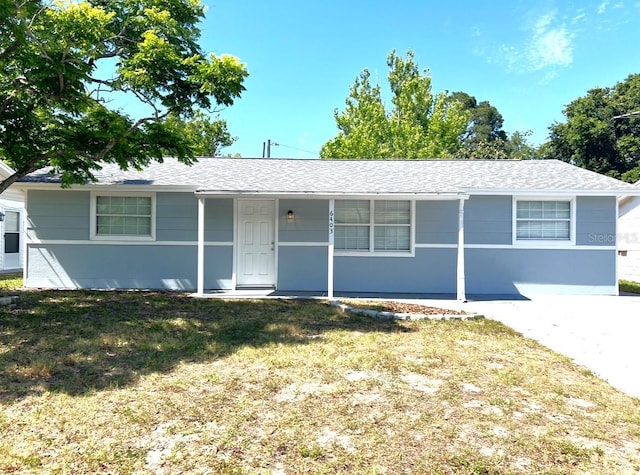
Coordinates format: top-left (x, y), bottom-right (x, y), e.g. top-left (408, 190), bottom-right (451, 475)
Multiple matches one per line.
top-left (3, 210), bottom-right (21, 270)
top-left (237, 200), bottom-right (276, 287)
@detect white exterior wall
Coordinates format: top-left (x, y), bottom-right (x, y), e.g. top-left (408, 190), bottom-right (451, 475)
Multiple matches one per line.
top-left (619, 252), bottom-right (640, 281)
top-left (0, 164), bottom-right (25, 271)
top-left (618, 194), bottom-right (640, 282)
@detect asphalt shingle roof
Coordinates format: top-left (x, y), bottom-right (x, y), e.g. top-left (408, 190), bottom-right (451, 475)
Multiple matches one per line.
top-left (19, 158), bottom-right (639, 195)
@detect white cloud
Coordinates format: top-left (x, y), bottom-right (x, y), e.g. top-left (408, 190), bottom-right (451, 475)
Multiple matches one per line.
top-left (527, 14), bottom-right (573, 70)
top-left (571, 10), bottom-right (586, 23)
top-left (496, 10), bottom-right (573, 76)
top-left (598, 1), bottom-right (610, 14)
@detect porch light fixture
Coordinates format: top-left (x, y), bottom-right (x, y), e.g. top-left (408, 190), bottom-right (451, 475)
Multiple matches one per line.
top-left (0, 211), bottom-right (4, 222)
top-left (287, 210), bottom-right (294, 221)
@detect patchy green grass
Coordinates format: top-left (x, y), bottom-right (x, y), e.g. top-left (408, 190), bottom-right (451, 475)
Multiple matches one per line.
top-left (1, 277), bottom-right (640, 473)
top-left (620, 279), bottom-right (640, 294)
top-left (0, 272), bottom-right (21, 295)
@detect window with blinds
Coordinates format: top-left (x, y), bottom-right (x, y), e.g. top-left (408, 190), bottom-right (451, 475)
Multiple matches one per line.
top-left (93, 194), bottom-right (155, 239)
top-left (335, 200), bottom-right (411, 253)
top-left (515, 200), bottom-right (571, 241)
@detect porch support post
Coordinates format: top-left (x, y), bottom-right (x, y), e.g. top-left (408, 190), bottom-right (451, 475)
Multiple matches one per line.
top-left (615, 195), bottom-right (620, 296)
top-left (328, 199), bottom-right (335, 300)
top-left (457, 196), bottom-right (467, 302)
top-left (197, 196), bottom-right (205, 296)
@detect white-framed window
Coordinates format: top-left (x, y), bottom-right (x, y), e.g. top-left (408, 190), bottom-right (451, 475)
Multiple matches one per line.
top-left (513, 197), bottom-right (575, 245)
top-left (90, 192), bottom-right (156, 241)
top-left (335, 200), bottom-right (413, 255)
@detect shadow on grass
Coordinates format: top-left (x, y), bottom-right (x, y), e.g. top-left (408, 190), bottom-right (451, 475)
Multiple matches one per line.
top-left (0, 291), bottom-right (411, 401)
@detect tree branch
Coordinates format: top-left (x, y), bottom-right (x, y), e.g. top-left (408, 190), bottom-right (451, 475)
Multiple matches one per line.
top-left (0, 39), bottom-right (21, 61)
top-left (0, 154), bottom-right (46, 195)
top-left (93, 113), bottom-right (169, 162)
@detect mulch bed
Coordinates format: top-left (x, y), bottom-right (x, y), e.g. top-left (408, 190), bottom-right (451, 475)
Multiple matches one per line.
top-left (346, 300), bottom-right (468, 315)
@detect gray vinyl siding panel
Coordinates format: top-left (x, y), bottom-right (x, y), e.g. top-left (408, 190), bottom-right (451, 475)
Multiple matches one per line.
top-left (26, 191), bottom-right (234, 243)
top-left (155, 192), bottom-right (197, 241)
top-left (576, 196), bottom-right (616, 246)
top-left (465, 195), bottom-right (512, 245)
top-left (415, 200), bottom-right (457, 245)
top-left (204, 198), bottom-right (234, 242)
top-left (26, 244), bottom-right (232, 290)
top-left (278, 199), bottom-right (329, 243)
top-left (27, 190), bottom-right (90, 240)
top-left (156, 194), bottom-right (233, 242)
top-left (334, 248), bottom-right (457, 294)
top-left (465, 248), bottom-right (616, 295)
top-left (23, 189), bottom-right (620, 294)
top-left (277, 246), bottom-right (328, 291)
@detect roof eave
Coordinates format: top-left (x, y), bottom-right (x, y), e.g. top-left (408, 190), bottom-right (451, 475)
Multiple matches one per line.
top-left (194, 190), bottom-right (470, 200)
top-left (16, 182), bottom-right (199, 193)
top-left (468, 188), bottom-right (640, 197)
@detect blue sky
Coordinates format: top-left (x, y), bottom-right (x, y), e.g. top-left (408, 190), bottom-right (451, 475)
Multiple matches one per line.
top-left (196, 0), bottom-right (640, 158)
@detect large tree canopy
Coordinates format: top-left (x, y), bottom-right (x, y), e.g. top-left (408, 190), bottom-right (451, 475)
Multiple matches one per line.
top-left (164, 111), bottom-right (235, 157)
top-left (450, 91), bottom-right (507, 146)
top-left (0, 0), bottom-right (248, 193)
top-left (320, 50), bottom-right (469, 159)
top-left (543, 74), bottom-right (640, 182)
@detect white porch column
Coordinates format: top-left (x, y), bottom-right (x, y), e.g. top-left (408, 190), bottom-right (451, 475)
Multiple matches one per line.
top-left (328, 199), bottom-right (335, 300)
top-left (457, 197), bottom-right (467, 302)
top-left (197, 196), bottom-right (205, 296)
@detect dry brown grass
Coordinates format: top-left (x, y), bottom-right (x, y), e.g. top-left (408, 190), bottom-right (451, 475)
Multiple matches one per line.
top-left (1, 283), bottom-right (639, 473)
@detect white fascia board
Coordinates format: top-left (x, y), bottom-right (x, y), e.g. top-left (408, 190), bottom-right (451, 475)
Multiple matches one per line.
top-left (16, 183), bottom-right (198, 193)
top-left (468, 189), bottom-right (640, 197)
top-left (0, 161), bottom-right (15, 177)
top-left (194, 191), bottom-right (470, 200)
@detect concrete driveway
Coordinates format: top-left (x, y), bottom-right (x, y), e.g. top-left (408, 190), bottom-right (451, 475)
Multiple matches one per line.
top-left (430, 294), bottom-right (640, 399)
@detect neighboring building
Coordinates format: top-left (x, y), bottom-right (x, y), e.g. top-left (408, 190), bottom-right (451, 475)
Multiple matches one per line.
top-left (618, 181), bottom-right (640, 282)
top-left (0, 161), bottom-right (24, 271)
top-left (17, 158), bottom-right (640, 298)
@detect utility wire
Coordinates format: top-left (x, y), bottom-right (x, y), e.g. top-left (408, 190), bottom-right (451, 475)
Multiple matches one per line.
top-left (270, 142), bottom-right (319, 157)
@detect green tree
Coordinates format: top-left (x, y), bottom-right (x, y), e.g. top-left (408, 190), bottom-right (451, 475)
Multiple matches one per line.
top-left (165, 111), bottom-right (235, 156)
top-left (320, 50), bottom-right (469, 159)
top-left (458, 139), bottom-right (509, 160)
top-left (0, 0), bottom-right (248, 194)
top-left (451, 92), bottom-right (507, 145)
top-left (458, 130), bottom-right (540, 161)
top-left (543, 74), bottom-right (640, 181)
top-left (505, 130), bottom-right (539, 160)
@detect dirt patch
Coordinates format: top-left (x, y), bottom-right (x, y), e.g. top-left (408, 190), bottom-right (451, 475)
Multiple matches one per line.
top-left (345, 300), bottom-right (468, 315)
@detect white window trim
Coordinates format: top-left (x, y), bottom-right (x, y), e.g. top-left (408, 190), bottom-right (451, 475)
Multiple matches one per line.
top-left (90, 191), bottom-right (156, 241)
top-left (334, 199), bottom-right (415, 257)
top-left (512, 196), bottom-right (576, 247)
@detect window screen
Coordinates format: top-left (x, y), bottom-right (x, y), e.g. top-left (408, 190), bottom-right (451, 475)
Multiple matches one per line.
top-left (335, 200), bottom-right (411, 252)
top-left (96, 196), bottom-right (152, 236)
top-left (516, 200), bottom-right (571, 240)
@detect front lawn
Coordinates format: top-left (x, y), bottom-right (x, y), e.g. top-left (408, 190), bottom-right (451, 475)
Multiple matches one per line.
top-left (620, 279), bottom-right (640, 294)
top-left (1, 282), bottom-right (639, 473)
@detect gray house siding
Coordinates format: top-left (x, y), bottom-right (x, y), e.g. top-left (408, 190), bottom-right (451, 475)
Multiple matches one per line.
top-left (277, 246), bottom-right (328, 291)
top-left (276, 199), bottom-right (329, 291)
top-left (23, 190), bottom-right (620, 295)
top-left (462, 195), bottom-right (617, 295)
top-left (415, 200), bottom-right (458, 245)
top-left (26, 244), bottom-right (232, 290)
top-left (465, 248), bottom-right (615, 295)
top-left (25, 191), bottom-right (234, 290)
top-left (278, 199), bottom-right (328, 243)
top-left (27, 190), bottom-right (90, 241)
top-left (465, 195), bottom-right (512, 245)
top-left (575, 196), bottom-right (616, 246)
top-left (334, 248), bottom-right (457, 294)
top-left (275, 199), bottom-right (459, 294)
